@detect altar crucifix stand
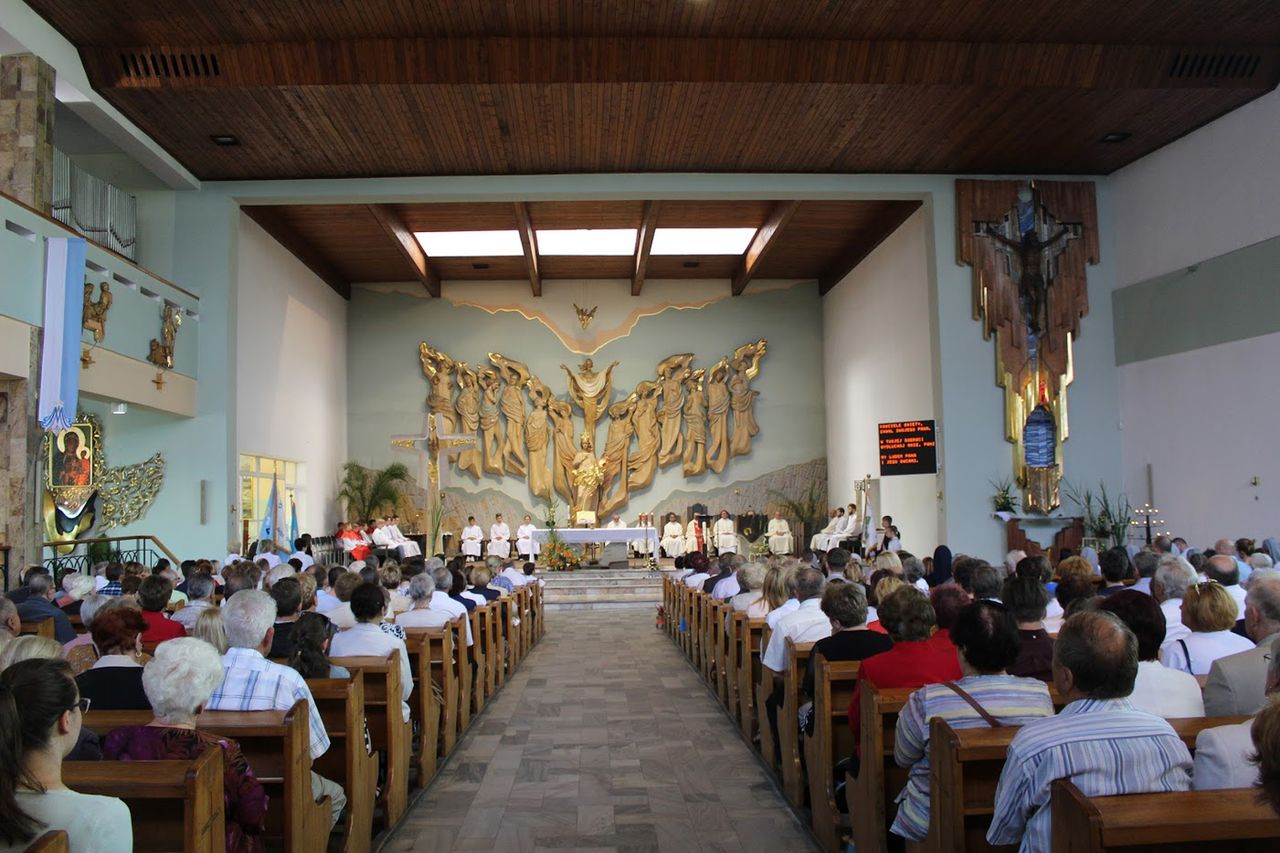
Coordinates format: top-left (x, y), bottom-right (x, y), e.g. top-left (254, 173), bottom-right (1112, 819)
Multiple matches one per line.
top-left (390, 413), bottom-right (478, 554)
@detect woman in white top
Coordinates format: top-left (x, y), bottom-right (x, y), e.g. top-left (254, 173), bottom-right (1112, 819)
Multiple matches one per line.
top-left (1098, 590), bottom-right (1204, 717)
top-left (516, 515), bottom-right (540, 559)
top-left (0, 658), bottom-right (132, 853)
top-left (1159, 581), bottom-right (1254, 676)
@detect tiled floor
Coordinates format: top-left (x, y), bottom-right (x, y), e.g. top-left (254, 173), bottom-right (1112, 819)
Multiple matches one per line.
top-left (382, 608), bottom-right (819, 852)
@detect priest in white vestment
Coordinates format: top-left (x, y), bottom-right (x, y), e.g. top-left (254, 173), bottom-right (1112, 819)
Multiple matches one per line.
top-left (631, 515), bottom-right (654, 556)
top-left (661, 513), bottom-right (686, 558)
top-left (370, 519), bottom-right (397, 557)
top-left (817, 509), bottom-right (850, 552)
top-left (809, 509), bottom-right (840, 551)
top-left (516, 514), bottom-right (540, 559)
top-left (461, 516), bottom-right (484, 558)
top-left (714, 511), bottom-right (738, 554)
top-left (605, 514), bottom-right (626, 530)
top-left (767, 512), bottom-right (793, 555)
top-left (386, 516), bottom-right (422, 559)
top-left (488, 514), bottom-right (511, 559)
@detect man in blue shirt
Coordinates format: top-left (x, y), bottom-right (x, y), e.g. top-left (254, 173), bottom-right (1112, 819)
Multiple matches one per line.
top-left (987, 610), bottom-right (1192, 853)
top-left (14, 572), bottom-right (77, 643)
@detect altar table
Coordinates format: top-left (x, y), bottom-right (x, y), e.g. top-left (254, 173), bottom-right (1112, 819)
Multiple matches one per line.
top-left (531, 526), bottom-right (658, 551)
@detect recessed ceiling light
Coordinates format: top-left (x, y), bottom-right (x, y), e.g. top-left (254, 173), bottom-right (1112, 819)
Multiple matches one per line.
top-left (210, 134), bottom-right (240, 146)
top-left (1099, 132), bottom-right (1131, 143)
top-left (536, 229), bottom-right (638, 256)
top-left (415, 231), bottom-right (524, 257)
top-left (471, 262), bottom-right (491, 270)
top-left (652, 227), bottom-right (758, 255)
top-left (682, 261), bottom-right (701, 269)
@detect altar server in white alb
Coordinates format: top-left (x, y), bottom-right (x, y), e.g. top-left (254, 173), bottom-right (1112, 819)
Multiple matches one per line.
top-left (809, 508), bottom-right (841, 551)
top-left (630, 515), bottom-right (654, 557)
top-left (767, 511), bottom-right (793, 555)
top-left (714, 510), bottom-right (738, 554)
top-left (385, 515), bottom-right (421, 558)
top-left (661, 513), bottom-right (686, 558)
top-left (516, 514), bottom-right (540, 559)
top-left (370, 518), bottom-right (398, 557)
top-left (488, 513), bottom-right (512, 559)
top-left (818, 507), bottom-right (851, 552)
top-left (461, 516), bottom-right (484, 558)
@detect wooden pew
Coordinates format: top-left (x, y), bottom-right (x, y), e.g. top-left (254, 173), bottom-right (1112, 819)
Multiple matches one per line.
top-left (449, 616), bottom-right (472, 733)
top-left (404, 626), bottom-right (451, 765)
top-left (738, 617), bottom-right (766, 739)
top-left (1050, 779), bottom-right (1280, 852)
top-left (804, 657), bottom-right (861, 852)
top-left (725, 610), bottom-right (742, 724)
top-left (84, 701), bottom-right (329, 851)
top-left (755, 625), bottom-right (780, 776)
top-left (481, 602), bottom-right (500, 695)
top-left (498, 593), bottom-right (520, 676)
top-left (19, 619), bottom-right (55, 639)
top-left (929, 714), bottom-right (1253, 853)
top-left (331, 652), bottom-right (411, 826)
top-left (715, 602), bottom-right (732, 706)
top-left (467, 606), bottom-right (487, 714)
top-left (24, 831), bottom-right (69, 852)
top-left (701, 597), bottom-right (720, 687)
top-left (849, 684), bottom-right (913, 853)
top-left (308, 677), bottom-right (378, 849)
top-left (532, 582), bottom-right (545, 641)
top-left (778, 639), bottom-right (817, 807)
top-left (64, 750), bottom-right (224, 853)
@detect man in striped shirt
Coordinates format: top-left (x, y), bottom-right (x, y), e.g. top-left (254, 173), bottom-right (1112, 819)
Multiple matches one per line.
top-left (987, 610), bottom-right (1192, 853)
top-left (891, 601), bottom-right (1054, 841)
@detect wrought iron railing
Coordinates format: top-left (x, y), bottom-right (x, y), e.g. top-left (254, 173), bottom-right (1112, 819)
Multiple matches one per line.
top-left (42, 535), bottom-right (180, 582)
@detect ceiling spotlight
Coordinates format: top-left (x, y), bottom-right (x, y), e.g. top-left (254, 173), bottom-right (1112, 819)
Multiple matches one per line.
top-left (682, 261), bottom-right (701, 269)
top-left (471, 262), bottom-right (491, 270)
top-left (1099, 132), bottom-right (1131, 143)
top-left (210, 134), bottom-right (240, 146)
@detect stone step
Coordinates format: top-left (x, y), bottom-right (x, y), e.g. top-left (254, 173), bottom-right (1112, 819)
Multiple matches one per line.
top-left (544, 601), bottom-right (660, 611)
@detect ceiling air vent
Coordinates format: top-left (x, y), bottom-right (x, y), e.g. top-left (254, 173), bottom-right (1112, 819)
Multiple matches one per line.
top-left (1168, 51), bottom-right (1261, 81)
top-left (119, 49), bottom-right (221, 81)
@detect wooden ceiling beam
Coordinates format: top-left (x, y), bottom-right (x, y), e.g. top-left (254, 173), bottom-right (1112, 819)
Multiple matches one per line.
top-left (241, 205), bottom-right (350, 299)
top-left (79, 38), bottom-right (1280, 92)
top-left (732, 200), bottom-right (799, 296)
top-left (632, 201), bottom-right (661, 296)
top-left (513, 202), bottom-right (541, 297)
top-left (367, 203), bottom-right (439, 297)
top-left (818, 201), bottom-right (923, 295)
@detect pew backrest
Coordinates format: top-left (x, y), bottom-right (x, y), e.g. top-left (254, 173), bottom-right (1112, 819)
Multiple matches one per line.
top-left (307, 677), bottom-right (377, 848)
top-left (806, 656), bottom-right (861, 852)
top-left (330, 651), bottom-right (411, 825)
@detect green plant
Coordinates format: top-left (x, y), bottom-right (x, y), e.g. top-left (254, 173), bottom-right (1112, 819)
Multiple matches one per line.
top-left (989, 477), bottom-right (1020, 513)
top-left (1063, 480), bottom-right (1133, 548)
top-left (426, 496), bottom-right (447, 557)
top-left (769, 482), bottom-right (827, 541)
top-left (337, 462), bottom-right (411, 521)
top-left (87, 540), bottom-right (119, 564)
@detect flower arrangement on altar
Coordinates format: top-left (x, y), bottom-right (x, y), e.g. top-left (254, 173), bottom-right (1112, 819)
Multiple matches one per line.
top-left (540, 498), bottom-right (581, 571)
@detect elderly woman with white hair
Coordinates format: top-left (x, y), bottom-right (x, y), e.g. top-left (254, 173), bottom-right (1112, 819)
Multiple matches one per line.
top-left (102, 638), bottom-right (268, 851)
top-left (58, 573), bottom-right (97, 617)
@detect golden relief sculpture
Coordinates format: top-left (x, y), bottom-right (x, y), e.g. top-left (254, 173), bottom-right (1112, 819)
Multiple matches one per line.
top-left (573, 303), bottom-right (597, 329)
top-left (490, 353), bottom-right (530, 476)
top-left (41, 414), bottom-right (164, 553)
top-left (958, 179), bottom-right (1098, 513)
top-left (419, 343), bottom-right (458, 434)
top-left (406, 338), bottom-right (767, 517)
top-left (453, 364), bottom-right (483, 480)
top-left (524, 379), bottom-right (553, 499)
top-left (656, 353), bottom-right (693, 468)
top-left (477, 367), bottom-right (503, 475)
top-left (681, 368), bottom-right (707, 477)
top-left (147, 303), bottom-right (182, 370)
top-left (82, 281), bottom-right (112, 342)
top-left (560, 357), bottom-right (618, 442)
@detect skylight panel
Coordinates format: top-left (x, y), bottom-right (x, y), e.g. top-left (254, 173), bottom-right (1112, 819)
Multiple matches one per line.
top-left (536, 228), bottom-right (638, 256)
top-left (650, 227), bottom-right (759, 255)
top-left (414, 230), bottom-right (524, 257)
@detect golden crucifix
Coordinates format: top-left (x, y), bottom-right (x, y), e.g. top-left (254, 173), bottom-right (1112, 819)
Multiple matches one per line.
top-left (391, 414), bottom-right (479, 550)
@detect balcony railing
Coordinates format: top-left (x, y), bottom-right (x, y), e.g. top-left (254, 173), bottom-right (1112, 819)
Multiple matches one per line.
top-left (42, 534), bottom-right (180, 582)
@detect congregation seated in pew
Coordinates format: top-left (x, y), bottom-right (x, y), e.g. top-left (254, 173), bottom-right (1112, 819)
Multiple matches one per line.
top-left (0, 659), bottom-right (132, 852)
top-left (287, 612), bottom-right (351, 679)
top-left (329, 583), bottom-right (414, 723)
top-left (100, 638), bottom-right (267, 851)
top-left (75, 606), bottom-right (149, 711)
top-left (1098, 590), bottom-right (1205, 717)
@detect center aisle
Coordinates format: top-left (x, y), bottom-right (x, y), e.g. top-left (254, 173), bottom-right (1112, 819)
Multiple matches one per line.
top-left (383, 607), bottom-right (819, 852)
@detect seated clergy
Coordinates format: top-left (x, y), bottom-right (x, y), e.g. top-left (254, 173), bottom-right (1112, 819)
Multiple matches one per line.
top-left (488, 514), bottom-right (511, 559)
top-left (766, 511), bottom-right (793, 555)
top-left (206, 590), bottom-right (347, 829)
top-left (516, 514), bottom-right (540, 559)
top-left (714, 510), bottom-right (738, 554)
top-left (685, 516), bottom-right (706, 555)
top-left (891, 601), bottom-right (1055, 843)
top-left (809, 508), bottom-right (840, 552)
top-left (661, 513), bottom-right (686, 558)
top-left (986, 611), bottom-right (1193, 852)
top-left (817, 508), bottom-right (851, 553)
top-left (461, 516), bottom-right (484, 559)
top-left (630, 516), bottom-right (654, 557)
top-left (384, 516), bottom-right (421, 559)
top-left (1194, 647), bottom-right (1280, 790)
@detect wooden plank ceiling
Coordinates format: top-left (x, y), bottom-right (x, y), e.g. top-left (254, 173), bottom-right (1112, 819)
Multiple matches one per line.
top-left (27, 1), bottom-right (1280, 180)
top-left (239, 199), bottom-right (921, 299)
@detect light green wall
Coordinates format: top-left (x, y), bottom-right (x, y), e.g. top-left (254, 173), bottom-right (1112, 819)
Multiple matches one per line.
top-left (1113, 233), bottom-right (1280, 365)
top-left (345, 283), bottom-right (827, 517)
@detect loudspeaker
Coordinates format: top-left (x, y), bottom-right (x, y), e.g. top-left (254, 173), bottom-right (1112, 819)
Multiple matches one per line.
top-left (199, 480), bottom-right (208, 525)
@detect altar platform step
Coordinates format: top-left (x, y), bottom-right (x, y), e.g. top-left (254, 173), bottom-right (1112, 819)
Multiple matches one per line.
top-left (540, 566), bottom-right (676, 608)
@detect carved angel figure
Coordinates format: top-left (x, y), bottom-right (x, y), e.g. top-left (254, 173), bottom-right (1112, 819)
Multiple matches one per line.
top-left (704, 359), bottom-right (731, 474)
top-left (548, 398), bottom-right (577, 503)
top-left (524, 379), bottom-right (553, 499)
top-left (490, 353), bottom-right (530, 477)
top-left (599, 395), bottom-right (636, 516)
top-left (147, 304), bottom-right (182, 370)
top-left (656, 353), bottom-right (693, 468)
top-left (561, 357), bottom-right (618, 440)
top-left (453, 363), bottom-right (482, 479)
top-left (728, 339), bottom-right (766, 458)
top-left (419, 343), bottom-right (458, 434)
top-left (627, 380), bottom-right (661, 491)
top-left (682, 368), bottom-right (707, 477)
top-left (82, 282), bottom-right (112, 343)
top-left (477, 367), bottom-right (503, 475)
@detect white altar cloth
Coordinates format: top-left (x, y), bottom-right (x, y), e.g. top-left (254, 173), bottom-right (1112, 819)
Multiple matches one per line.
top-left (531, 526), bottom-right (658, 550)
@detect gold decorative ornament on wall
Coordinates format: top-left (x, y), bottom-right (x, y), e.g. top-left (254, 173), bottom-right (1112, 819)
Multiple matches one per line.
top-left (573, 303), bottom-right (596, 329)
top-left (147, 303), bottom-right (182, 371)
top-left (82, 281), bottom-right (112, 343)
